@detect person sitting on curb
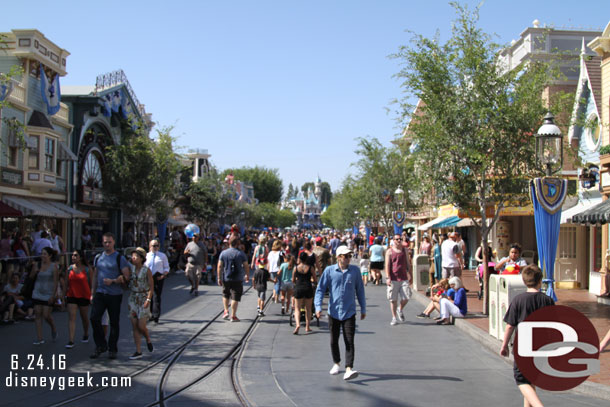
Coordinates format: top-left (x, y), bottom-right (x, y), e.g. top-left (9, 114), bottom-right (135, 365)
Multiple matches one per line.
top-left (416, 278), bottom-right (450, 319)
top-left (436, 276), bottom-right (467, 325)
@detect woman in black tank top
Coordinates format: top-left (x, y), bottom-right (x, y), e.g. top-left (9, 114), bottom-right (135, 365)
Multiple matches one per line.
top-left (292, 251), bottom-right (318, 335)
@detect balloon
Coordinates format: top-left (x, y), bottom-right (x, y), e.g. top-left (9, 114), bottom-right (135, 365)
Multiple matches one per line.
top-left (185, 224), bottom-right (200, 239)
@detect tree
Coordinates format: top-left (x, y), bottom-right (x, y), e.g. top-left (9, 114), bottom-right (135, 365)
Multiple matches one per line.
top-left (319, 182), bottom-right (333, 206)
top-left (178, 167), bottom-right (228, 233)
top-left (222, 166), bottom-right (283, 204)
top-left (103, 124), bottom-right (182, 233)
top-left (286, 183), bottom-right (295, 199)
top-left (352, 137), bottom-right (420, 234)
top-left (391, 3), bottom-right (572, 313)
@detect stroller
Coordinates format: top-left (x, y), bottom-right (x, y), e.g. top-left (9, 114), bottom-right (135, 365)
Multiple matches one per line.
top-left (477, 262), bottom-right (496, 300)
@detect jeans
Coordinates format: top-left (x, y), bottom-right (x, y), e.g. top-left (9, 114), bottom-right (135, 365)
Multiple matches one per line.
top-left (90, 293), bottom-right (122, 352)
top-left (152, 276), bottom-right (164, 320)
top-left (328, 315), bottom-right (356, 368)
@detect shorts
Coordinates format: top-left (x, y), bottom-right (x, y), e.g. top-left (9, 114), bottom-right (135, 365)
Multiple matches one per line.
top-left (32, 298), bottom-right (51, 306)
top-left (386, 281), bottom-right (412, 302)
top-left (257, 290), bottom-right (266, 301)
top-left (513, 362), bottom-right (531, 386)
top-left (442, 266), bottom-right (461, 279)
top-left (223, 281), bottom-right (244, 301)
top-left (370, 261), bottom-right (384, 270)
top-left (280, 281), bottom-right (294, 292)
top-left (361, 269), bottom-right (369, 276)
top-left (186, 263), bottom-right (202, 281)
top-left (67, 297), bottom-right (91, 307)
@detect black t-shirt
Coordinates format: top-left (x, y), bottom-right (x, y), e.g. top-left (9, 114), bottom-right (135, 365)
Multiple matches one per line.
top-left (253, 268), bottom-right (270, 292)
top-left (503, 291), bottom-right (555, 327)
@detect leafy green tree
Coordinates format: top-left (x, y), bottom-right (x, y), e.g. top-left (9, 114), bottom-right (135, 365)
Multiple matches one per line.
top-left (319, 182), bottom-right (333, 206)
top-left (390, 3), bottom-right (572, 313)
top-left (222, 166), bottom-right (283, 204)
top-left (352, 137), bottom-right (420, 234)
top-left (178, 167), bottom-right (228, 233)
top-left (103, 124), bottom-right (182, 233)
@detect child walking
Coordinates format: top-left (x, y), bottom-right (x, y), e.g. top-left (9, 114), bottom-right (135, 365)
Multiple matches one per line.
top-left (500, 264), bottom-right (554, 407)
top-left (359, 253), bottom-right (370, 286)
top-left (253, 266), bottom-right (274, 316)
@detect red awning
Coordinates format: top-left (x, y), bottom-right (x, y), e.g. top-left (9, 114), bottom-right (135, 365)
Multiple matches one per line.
top-left (0, 201), bottom-right (23, 217)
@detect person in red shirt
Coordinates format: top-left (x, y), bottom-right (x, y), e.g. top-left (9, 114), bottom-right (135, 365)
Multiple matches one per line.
top-left (63, 250), bottom-right (92, 348)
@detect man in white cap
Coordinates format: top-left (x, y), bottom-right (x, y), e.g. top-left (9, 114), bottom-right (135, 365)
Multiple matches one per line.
top-left (315, 245), bottom-right (366, 380)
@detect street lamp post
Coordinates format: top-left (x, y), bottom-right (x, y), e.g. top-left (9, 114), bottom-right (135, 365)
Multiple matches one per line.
top-left (535, 112), bottom-right (563, 176)
top-left (531, 112), bottom-right (565, 301)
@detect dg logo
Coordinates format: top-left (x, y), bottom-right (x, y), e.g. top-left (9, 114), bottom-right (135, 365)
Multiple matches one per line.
top-left (514, 305), bottom-right (600, 391)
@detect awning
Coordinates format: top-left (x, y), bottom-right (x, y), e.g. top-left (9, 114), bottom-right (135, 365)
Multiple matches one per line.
top-left (2, 196), bottom-right (87, 219)
top-left (0, 201), bottom-right (22, 217)
top-left (46, 201), bottom-right (88, 219)
top-left (434, 216), bottom-right (461, 228)
top-left (58, 141), bottom-right (78, 161)
top-left (456, 218), bottom-right (477, 227)
top-left (418, 216), bottom-right (454, 231)
top-left (572, 199), bottom-right (610, 224)
top-left (561, 198), bottom-right (602, 224)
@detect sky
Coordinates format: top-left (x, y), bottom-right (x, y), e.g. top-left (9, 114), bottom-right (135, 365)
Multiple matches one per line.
top-left (3, 0), bottom-right (609, 194)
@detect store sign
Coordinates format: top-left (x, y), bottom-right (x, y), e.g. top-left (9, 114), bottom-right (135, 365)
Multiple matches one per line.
top-left (1, 169), bottom-right (22, 185)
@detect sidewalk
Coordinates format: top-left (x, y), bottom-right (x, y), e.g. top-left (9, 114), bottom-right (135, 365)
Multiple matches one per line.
top-left (412, 270), bottom-right (610, 400)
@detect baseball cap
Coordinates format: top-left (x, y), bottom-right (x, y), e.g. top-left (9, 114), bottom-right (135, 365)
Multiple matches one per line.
top-left (336, 246), bottom-right (353, 257)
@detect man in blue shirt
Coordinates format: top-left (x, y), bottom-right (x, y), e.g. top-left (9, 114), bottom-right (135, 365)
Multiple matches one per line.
top-left (89, 232), bottom-right (130, 360)
top-left (315, 245), bottom-right (366, 381)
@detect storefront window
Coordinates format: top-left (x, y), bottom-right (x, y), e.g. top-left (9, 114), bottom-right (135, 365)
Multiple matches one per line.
top-left (28, 135), bottom-right (39, 169)
top-left (45, 138), bottom-right (55, 172)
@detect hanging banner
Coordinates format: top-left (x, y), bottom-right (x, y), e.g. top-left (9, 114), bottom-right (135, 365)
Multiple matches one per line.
top-left (40, 64), bottom-right (61, 115)
top-left (0, 77), bottom-right (14, 102)
top-left (530, 177), bottom-right (567, 301)
top-left (393, 211), bottom-right (406, 236)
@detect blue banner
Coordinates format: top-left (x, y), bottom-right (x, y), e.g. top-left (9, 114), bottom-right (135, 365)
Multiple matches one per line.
top-left (157, 221), bottom-right (167, 252)
top-left (40, 63), bottom-right (61, 115)
top-left (530, 177), bottom-right (567, 301)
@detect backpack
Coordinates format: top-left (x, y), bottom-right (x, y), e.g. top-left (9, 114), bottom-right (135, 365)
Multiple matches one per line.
top-left (255, 245), bottom-right (268, 268)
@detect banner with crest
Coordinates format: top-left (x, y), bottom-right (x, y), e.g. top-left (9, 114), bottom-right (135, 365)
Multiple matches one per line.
top-left (530, 177), bottom-right (567, 301)
top-left (40, 64), bottom-right (61, 115)
top-left (393, 211), bottom-right (406, 236)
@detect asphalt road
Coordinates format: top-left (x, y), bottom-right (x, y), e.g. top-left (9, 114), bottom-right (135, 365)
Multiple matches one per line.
top-left (0, 268), bottom-right (606, 407)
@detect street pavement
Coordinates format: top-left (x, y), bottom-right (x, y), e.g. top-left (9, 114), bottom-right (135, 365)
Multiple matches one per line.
top-left (0, 268), bottom-right (607, 407)
top-left (239, 282), bottom-right (603, 407)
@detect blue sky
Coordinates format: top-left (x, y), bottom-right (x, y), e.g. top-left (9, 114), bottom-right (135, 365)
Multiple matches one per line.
top-left (4, 1), bottom-right (608, 194)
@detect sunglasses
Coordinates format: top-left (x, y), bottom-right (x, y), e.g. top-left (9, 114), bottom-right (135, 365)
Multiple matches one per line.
top-left (151, 244), bottom-right (159, 247)
top-left (342, 254), bottom-right (352, 258)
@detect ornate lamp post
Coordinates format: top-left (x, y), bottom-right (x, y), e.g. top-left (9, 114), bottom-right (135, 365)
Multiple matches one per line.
top-left (535, 112), bottom-right (563, 176)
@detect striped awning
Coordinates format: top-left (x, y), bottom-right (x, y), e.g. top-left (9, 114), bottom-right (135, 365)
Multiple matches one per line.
top-left (2, 196), bottom-right (88, 219)
top-left (0, 201), bottom-right (22, 217)
top-left (418, 216), bottom-right (454, 231)
top-left (572, 199), bottom-right (610, 225)
top-left (58, 141), bottom-right (78, 161)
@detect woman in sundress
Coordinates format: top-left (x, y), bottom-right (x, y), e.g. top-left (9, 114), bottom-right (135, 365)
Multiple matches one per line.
top-left (127, 247), bottom-right (154, 360)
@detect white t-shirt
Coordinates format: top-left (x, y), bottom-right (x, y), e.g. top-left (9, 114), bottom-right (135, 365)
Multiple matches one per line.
top-left (441, 240), bottom-right (460, 268)
top-left (267, 250), bottom-right (281, 274)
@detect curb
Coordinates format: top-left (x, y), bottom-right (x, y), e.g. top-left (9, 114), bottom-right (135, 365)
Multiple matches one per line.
top-left (411, 290), bottom-right (610, 402)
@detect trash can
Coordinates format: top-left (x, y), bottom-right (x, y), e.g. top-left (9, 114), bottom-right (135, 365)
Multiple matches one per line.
top-left (498, 274), bottom-right (527, 337)
top-left (488, 274), bottom-right (500, 339)
top-left (413, 254), bottom-right (430, 291)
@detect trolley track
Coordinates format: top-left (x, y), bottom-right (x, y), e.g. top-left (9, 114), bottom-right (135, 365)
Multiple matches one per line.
top-left (45, 285), bottom-right (267, 407)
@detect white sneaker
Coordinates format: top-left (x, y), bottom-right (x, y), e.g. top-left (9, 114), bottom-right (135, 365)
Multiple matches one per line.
top-left (344, 369), bottom-right (359, 380)
top-left (398, 310), bottom-right (405, 322)
top-left (390, 317), bottom-right (398, 326)
top-left (329, 363), bottom-right (340, 375)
